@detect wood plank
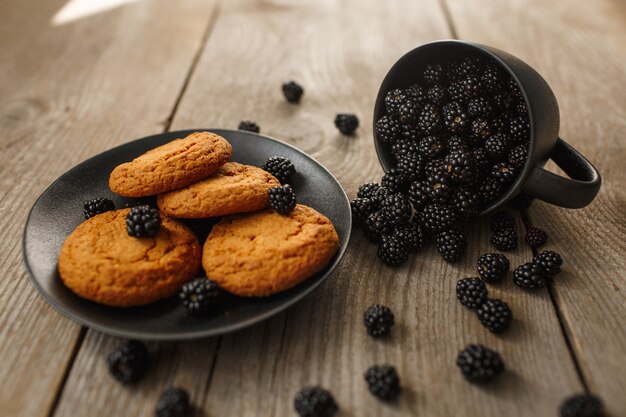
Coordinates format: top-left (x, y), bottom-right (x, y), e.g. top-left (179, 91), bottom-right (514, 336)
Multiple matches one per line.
top-left (0, 1), bottom-right (217, 416)
top-left (443, 0), bottom-right (626, 414)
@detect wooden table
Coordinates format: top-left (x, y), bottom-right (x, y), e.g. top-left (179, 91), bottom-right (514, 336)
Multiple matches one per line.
top-left (1, 0), bottom-right (624, 416)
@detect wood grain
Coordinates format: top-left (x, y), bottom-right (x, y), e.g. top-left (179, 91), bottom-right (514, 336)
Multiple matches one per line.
top-left (0, 0), bottom-right (216, 416)
top-left (443, 0), bottom-right (626, 414)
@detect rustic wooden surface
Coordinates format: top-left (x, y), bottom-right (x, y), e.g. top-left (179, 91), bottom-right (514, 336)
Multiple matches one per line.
top-left (1, 0), bottom-right (624, 416)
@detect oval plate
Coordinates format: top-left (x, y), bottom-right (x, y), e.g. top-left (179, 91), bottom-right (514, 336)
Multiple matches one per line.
top-left (23, 129), bottom-right (351, 340)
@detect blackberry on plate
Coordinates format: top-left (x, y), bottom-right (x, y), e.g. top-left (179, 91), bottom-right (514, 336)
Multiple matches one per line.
top-left (490, 210), bottom-right (515, 231)
top-left (490, 162), bottom-right (517, 187)
top-left (426, 173), bottom-right (455, 204)
top-left (447, 135), bottom-right (469, 152)
top-left (407, 83), bottom-right (427, 104)
top-left (126, 205), bottom-right (161, 238)
top-left (452, 187), bottom-right (480, 220)
top-left (364, 365), bottom-right (401, 401)
top-left (381, 193), bottom-right (412, 225)
top-left (508, 115), bottom-right (530, 143)
top-left (436, 228), bottom-right (466, 263)
top-left (179, 278), bottom-right (223, 316)
top-left (282, 80), bottom-right (304, 103)
top-left (378, 232), bottom-right (410, 266)
top-left (442, 101), bottom-right (469, 134)
top-left (396, 152), bottom-right (424, 182)
top-left (559, 393), bottom-right (605, 417)
top-left (460, 75), bottom-right (481, 99)
top-left (375, 115), bottom-right (400, 144)
top-left (396, 220), bottom-right (426, 251)
top-left (491, 228), bottom-right (518, 251)
top-left (423, 63), bottom-right (444, 84)
top-left (364, 304), bottom-right (395, 337)
top-left (484, 133), bottom-right (511, 160)
top-left (417, 104), bottom-right (442, 134)
top-left (533, 250), bottom-right (563, 277)
top-left (407, 180), bottom-right (430, 210)
top-left (83, 197), bottom-right (115, 219)
top-left (351, 197), bottom-right (378, 226)
top-left (444, 149), bottom-right (475, 184)
top-left (365, 211), bottom-right (394, 242)
top-left (476, 299), bottom-right (513, 333)
top-left (155, 387), bottom-right (190, 417)
top-left (107, 340), bottom-right (148, 384)
top-left (419, 203), bottom-right (458, 233)
top-left (477, 253), bottom-right (510, 283)
top-left (479, 177), bottom-right (503, 207)
top-left (269, 184), bottom-right (296, 214)
top-left (294, 386), bottom-right (338, 417)
top-left (385, 88), bottom-right (407, 115)
top-left (427, 84), bottom-right (447, 105)
top-left (418, 135), bottom-right (446, 159)
top-left (238, 120), bottom-right (260, 133)
top-left (262, 156), bottom-right (296, 184)
top-left (456, 277), bottom-right (488, 310)
top-left (508, 144), bottom-right (528, 168)
top-left (456, 344), bottom-right (504, 383)
top-left (334, 113), bottom-right (359, 135)
top-left (525, 227), bottom-right (548, 248)
top-left (471, 117), bottom-right (493, 141)
top-left (467, 96), bottom-right (493, 117)
top-left (357, 183), bottom-right (381, 200)
top-left (381, 168), bottom-right (406, 193)
top-left (513, 262), bottom-right (547, 289)
top-left (398, 100), bottom-right (419, 125)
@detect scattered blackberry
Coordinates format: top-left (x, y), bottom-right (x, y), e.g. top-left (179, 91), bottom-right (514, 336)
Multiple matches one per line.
top-left (398, 100), bottom-right (419, 125)
top-left (559, 394), bottom-right (605, 417)
top-left (365, 211), bottom-right (394, 242)
top-left (423, 63), bottom-right (445, 84)
top-left (436, 228), bottom-right (466, 263)
top-left (477, 253), bottom-right (510, 283)
top-left (83, 197), bottom-right (115, 219)
top-left (508, 144), bottom-right (528, 168)
top-left (334, 113), bottom-right (359, 135)
top-left (391, 139), bottom-right (419, 159)
top-left (456, 277), bottom-right (488, 310)
top-left (447, 135), bottom-right (469, 152)
top-left (384, 88), bottom-right (407, 115)
top-left (447, 80), bottom-right (465, 102)
top-left (269, 184), bottom-right (296, 214)
top-left (396, 220), bottom-right (426, 251)
top-left (491, 228), bottom-right (518, 251)
top-left (479, 178), bottom-right (503, 206)
top-left (476, 299), bottom-right (513, 333)
top-left (456, 344), bottom-right (505, 383)
top-left (262, 156), bottom-right (296, 184)
top-left (407, 180), bottom-right (430, 210)
top-left (470, 117), bottom-right (493, 141)
top-left (490, 162), bottom-right (517, 187)
top-left (294, 387), bottom-right (338, 417)
top-left (419, 203), bottom-right (458, 233)
top-left (426, 173), bottom-right (454, 204)
top-left (381, 168), bottom-right (406, 193)
top-left (381, 193), bottom-right (412, 225)
top-left (375, 115), bottom-right (400, 144)
top-left (509, 193), bottom-right (534, 209)
top-left (282, 80), bottom-right (304, 103)
top-left (444, 150), bottom-right (475, 184)
top-left (467, 96), bottom-right (493, 117)
top-left (418, 135), bottom-right (446, 159)
top-left (378, 232), bottom-right (410, 266)
top-left (460, 76), bottom-right (481, 99)
top-left (364, 365), bottom-right (401, 401)
top-left (513, 262), bottom-right (547, 289)
top-left (427, 84), bottom-right (447, 105)
top-left (417, 104), bottom-right (442, 134)
top-left (179, 278), bottom-right (222, 316)
top-left (490, 210), bottom-right (515, 231)
top-left (442, 101), bottom-right (469, 134)
top-left (508, 115), bottom-right (530, 143)
top-left (126, 205), bottom-right (161, 238)
top-left (155, 387), bottom-right (190, 417)
top-left (396, 153), bottom-right (424, 182)
top-left (452, 187), bottom-right (480, 220)
top-left (525, 227), bottom-right (548, 248)
top-left (479, 64), bottom-right (502, 92)
top-left (357, 183), bottom-right (381, 200)
top-left (363, 304), bottom-right (395, 337)
top-left (351, 197), bottom-right (377, 226)
top-left (533, 250), bottom-right (563, 277)
top-left (238, 120), bottom-right (260, 133)
top-left (107, 340), bottom-right (149, 384)
top-left (484, 133), bottom-right (511, 160)
top-left (407, 84), bottom-right (427, 104)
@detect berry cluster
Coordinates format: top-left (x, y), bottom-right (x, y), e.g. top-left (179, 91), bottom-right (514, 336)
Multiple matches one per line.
top-left (456, 276), bottom-right (513, 333)
top-left (513, 250), bottom-right (563, 290)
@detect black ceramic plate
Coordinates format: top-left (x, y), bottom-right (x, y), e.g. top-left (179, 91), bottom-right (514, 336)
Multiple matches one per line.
top-left (23, 129), bottom-right (351, 340)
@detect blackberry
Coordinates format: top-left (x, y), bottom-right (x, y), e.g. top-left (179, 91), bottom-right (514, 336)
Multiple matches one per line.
top-left (427, 84), bottom-right (447, 105)
top-left (444, 150), bottom-right (475, 184)
top-left (375, 115), bottom-right (400, 144)
top-left (477, 253), bottom-right (510, 283)
top-left (452, 187), bottom-right (480, 220)
top-left (126, 205), bottom-right (161, 238)
top-left (269, 184), bottom-right (297, 214)
top-left (262, 156), bottom-right (296, 184)
top-left (294, 387), bottom-right (338, 417)
top-left (357, 183), bottom-right (381, 200)
top-left (460, 76), bottom-right (481, 99)
top-left (407, 180), bottom-right (430, 210)
top-left (436, 228), bottom-right (466, 263)
top-left (423, 63), bottom-right (445, 84)
top-left (372, 186), bottom-right (393, 206)
top-left (471, 117), bottom-right (493, 142)
top-left (378, 232), bottom-right (410, 266)
top-left (426, 173), bottom-right (454, 204)
top-left (457, 57), bottom-right (482, 77)
top-left (419, 203), bottom-right (458, 233)
top-left (363, 304), bottom-right (395, 337)
top-left (515, 99), bottom-right (528, 116)
top-left (382, 193), bottom-right (412, 225)
top-left (364, 365), bottom-right (401, 401)
top-left (492, 111), bottom-right (513, 133)
top-left (490, 162), bottom-right (517, 187)
top-left (418, 135), bottom-right (446, 159)
top-left (425, 158), bottom-right (446, 178)
top-left (365, 211), bottom-right (394, 242)
top-left (238, 120), bottom-right (260, 133)
top-left (398, 124), bottom-right (419, 143)
top-left (396, 152), bottom-right (424, 182)
top-left (533, 250), bottom-right (563, 277)
top-left (508, 144), bottom-right (528, 168)
top-left (417, 104), bottom-right (442, 134)
top-left (456, 344), bottom-right (505, 383)
top-left (490, 211), bottom-right (515, 231)
top-left (509, 193), bottom-right (534, 209)
top-left (447, 135), bottom-right (469, 152)
top-left (508, 115), bottom-right (530, 143)
top-left (334, 113), bottom-right (359, 135)
top-left (525, 227), bottom-right (548, 248)
top-left (384, 88), bottom-right (407, 115)
top-left (442, 101), bottom-right (469, 134)
top-left (444, 60), bottom-right (461, 81)
top-left (107, 340), bottom-right (149, 384)
top-left (472, 148), bottom-right (490, 179)
top-left (476, 299), bottom-right (513, 333)
top-left (508, 77), bottom-right (523, 99)
top-left (491, 228), bottom-right (518, 251)
top-left (407, 84), bottom-right (427, 104)
top-left (456, 277), bottom-right (488, 310)
top-left (351, 197), bottom-right (377, 226)
top-left (513, 262), bottom-right (547, 289)
top-left (396, 220), bottom-right (426, 251)
top-left (467, 97), bottom-right (493, 117)
top-left (398, 100), bottom-right (419, 125)
top-left (83, 197), bottom-right (115, 219)
top-left (282, 80), bottom-right (304, 103)
top-left (447, 81), bottom-right (465, 102)
top-left (391, 139), bottom-right (419, 159)
top-left (155, 387), bottom-right (190, 417)
top-left (559, 394), bottom-right (605, 417)
top-left (479, 63), bottom-right (503, 92)
top-left (381, 168), bottom-right (406, 193)
top-left (484, 133), bottom-right (511, 160)
top-left (492, 92), bottom-right (514, 111)
top-left (479, 178), bottom-right (503, 206)
top-left (179, 278), bottom-right (222, 316)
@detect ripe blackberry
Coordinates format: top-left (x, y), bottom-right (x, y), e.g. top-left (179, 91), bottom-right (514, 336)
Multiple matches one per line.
top-left (457, 57), bottom-right (482, 77)
top-left (508, 115), bottom-right (530, 143)
top-left (155, 387), bottom-right (190, 417)
top-left (351, 197), bottom-right (378, 226)
top-left (407, 84), bottom-right (427, 104)
top-left (357, 183), bottom-right (381, 200)
top-left (442, 101), bottom-right (469, 134)
top-left (378, 232), bottom-right (410, 266)
top-left (507, 77), bottom-right (523, 99)
top-left (365, 211), bottom-right (394, 242)
top-left (384, 88), bottom-right (407, 115)
top-left (559, 393), bottom-right (605, 417)
top-left (456, 277), bottom-right (488, 310)
top-left (419, 203), bottom-right (458, 233)
top-left (126, 205), bottom-right (161, 238)
top-left (484, 133), bottom-right (511, 160)
top-left (294, 386), bottom-right (338, 417)
top-left (418, 135), bottom-right (446, 159)
top-left (467, 97), bottom-right (493, 117)
top-left (472, 148), bottom-right (490, 179)
top-left (381, 168), bottom-right (406, 193)
top-left (179, 278), bottom-right (222, 316)
top-left (363, 304), bottom-right (395, 337)
top-left (477, 253), bottom-right (510, 283)
top-left (509, 193), bottom-right (534, 209)
top-left (396, 153), bottom-right (424, 182)
top-left (447, 135), bottom-right (469, 152)
top-left (491, 111), bottom-right (513, 133)
top-left (107, 340), bottom-right (149, 384)
top-left (479, 63), bottom-right (503, 92)
top-left (375, 115), bottom-right (400, 144)
top-left (471, 117), bottom-right (493, 142)
top-left (508, 144), bottom-right (528, 168)
top-left (425, 173), bottom-right (454, 204)
top-left (444, 150), bottom-right (475, 184)
top-left (334, 113), bottom-right (359, 135)
top-left (479, 178), bottom-right (503, 207)
top-left (492, 92), bottom-right (514, 111)
top-left (513, 262), bottom-right (547, 289)
top-left (447, 81), bottom-right (465, 102)
top-left (456, 344), bottom-right (505, 383)
top-left (381, 193), bottom-right (412, 225)
top-left (436, 228), bottom-right (467, 263)
top-left (263, 156), bottom-right (296, 184)
top-left (476, 299), bottom-right (513, 333)
top-left (425, 158), bottom-right (446, 178)
top-left (398, 125), bottom-right (419, 145)
top-left (396, 221), bottom-right (426, 251)
top-left (391, 139), bottom-right (419, 159)
top-left (490, 162), bottom-right (517, 187)
top-left (417, 104), bottom-right (442, 134)
top-left (282, 80), bottom-right (304, 103)
top-left (427, 84), bottom-right (447, 105)
top-left (83, 197), bottom-right (115, 219)
top-left (407, 180), bottom-right (430, 210)
top-left (423, 63), bottom-right (445, 84)
top-left (238, 120), bottom-right (260, 133)
top-left (491, 228), bottom-right (518, 251)
top-left (372, 186), bottom-right (393, 205)
top-left (269, 184), bottom-right (296, 214)
top-left (533, 250), bottom-right (563, 277)
top-left (452, 187), bottom-right (480, 220)
top-left (515, 99), bottom-right (528, 116)
top-left (398, 100), bottom-right (419, 125)
top-left (490, 210), bottom-right (515, 231)
top-left (460, 76), bottom-right (481, 99)
top-left (525, 227), bottom-right (548, 248)
top-left (364, 365), bottom-right (401, 401)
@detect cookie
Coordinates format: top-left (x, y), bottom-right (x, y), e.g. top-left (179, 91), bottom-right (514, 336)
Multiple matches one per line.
top-left (202, 204), bottom-right (339, 296)
top-left (109, 131), bottom-right (232, 197)
top-left (157, 162), bottom-right (281, 218)
top-left (58, 208), bottom-right (200, 307)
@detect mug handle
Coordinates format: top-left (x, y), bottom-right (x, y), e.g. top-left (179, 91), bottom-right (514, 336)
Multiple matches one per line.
top-left (522, 138), bottom-right (601, 208)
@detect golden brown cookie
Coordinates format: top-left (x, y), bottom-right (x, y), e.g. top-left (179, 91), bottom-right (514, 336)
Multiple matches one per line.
top-left (109, 131), bottom-right (232, 197)
top-left (157, 162), bottom-right (281, 218)
top-left (202, 204), bottom-right (339, 296)
top-left (58, 208), bottom-right (200, 307)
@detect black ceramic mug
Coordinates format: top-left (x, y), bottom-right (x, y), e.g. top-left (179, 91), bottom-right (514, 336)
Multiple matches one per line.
top-left (373, 40), bottom-right (601, 214)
